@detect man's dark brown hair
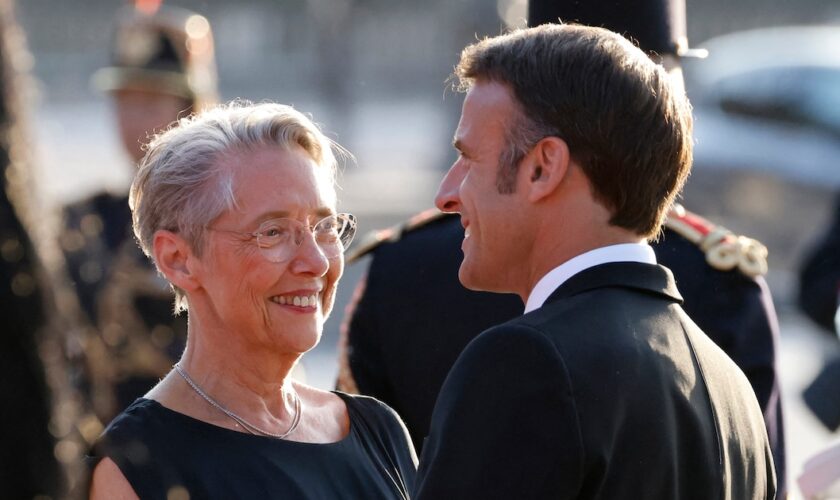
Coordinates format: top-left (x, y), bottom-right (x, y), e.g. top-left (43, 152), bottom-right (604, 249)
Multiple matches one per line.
top-left (455, 23), bottom-right (693, 239)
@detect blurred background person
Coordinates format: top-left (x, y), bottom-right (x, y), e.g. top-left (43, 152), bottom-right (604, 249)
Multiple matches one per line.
top-left (796, 433), bottom-right (840, 499)
top-left (337, 0), bottom-right (786, 495)
top-left (59, 3), bottom-right (218, 425)
top-left (799, 194), bottom-right (840, 434)
top-left (0, 0), bottom-right (84, 496)
top-left (799, 193), bottom-right (840, 335)
top-left (89, 102), bottom-right (417, 499)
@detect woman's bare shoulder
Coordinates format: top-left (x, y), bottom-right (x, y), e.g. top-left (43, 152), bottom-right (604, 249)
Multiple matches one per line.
top-left (293, 382), bottom-right (350, 442)
top-left (297, 382), bottom-right (343, 406)
top-left (89, 458), bottom-right (139, 500)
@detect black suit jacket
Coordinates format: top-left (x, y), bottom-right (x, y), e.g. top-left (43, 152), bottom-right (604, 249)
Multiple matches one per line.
top-left (414, 262), bottom-right (776, 499)
top-left (341, 213), bottom-right (786, 492)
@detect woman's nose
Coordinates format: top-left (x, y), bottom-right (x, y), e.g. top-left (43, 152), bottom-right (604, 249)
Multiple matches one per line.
top-left (289, 230), bottom-right (330, 276)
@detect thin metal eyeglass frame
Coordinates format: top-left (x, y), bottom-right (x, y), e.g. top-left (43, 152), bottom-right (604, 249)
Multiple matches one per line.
top-left (207, 213), bottom-right (357, 263)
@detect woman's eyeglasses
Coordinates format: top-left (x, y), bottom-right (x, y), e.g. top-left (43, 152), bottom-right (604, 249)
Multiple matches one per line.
top-left (209, 213), bottom-right (357, 263)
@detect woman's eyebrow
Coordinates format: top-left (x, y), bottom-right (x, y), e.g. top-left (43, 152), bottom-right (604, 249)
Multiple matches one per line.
top-left (249, 207), bottom-right (335, 225)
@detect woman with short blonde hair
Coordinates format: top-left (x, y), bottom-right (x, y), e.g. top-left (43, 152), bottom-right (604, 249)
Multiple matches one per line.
top-left (88, 101), bottom-right (417, 499)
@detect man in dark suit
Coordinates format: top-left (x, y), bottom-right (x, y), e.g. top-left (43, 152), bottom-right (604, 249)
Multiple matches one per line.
top-left (410, 23), bottom-right (775, 498)
top-left (339, 0), bottom-right (786, 494)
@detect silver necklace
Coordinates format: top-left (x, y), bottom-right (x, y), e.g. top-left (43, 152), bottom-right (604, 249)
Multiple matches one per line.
top-left (174, 363), bottom-right (302, 439)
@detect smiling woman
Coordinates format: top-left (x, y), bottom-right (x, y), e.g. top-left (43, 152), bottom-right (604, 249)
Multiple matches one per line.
top-left (86, 102), bottom-right (416, 499)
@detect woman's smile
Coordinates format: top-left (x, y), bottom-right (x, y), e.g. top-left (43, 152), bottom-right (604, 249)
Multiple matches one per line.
top-left (269, 289), bottom-right (322, 310)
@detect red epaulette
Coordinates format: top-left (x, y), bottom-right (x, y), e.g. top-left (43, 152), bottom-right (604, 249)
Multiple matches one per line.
top-left (345, 208), bottom-right (449, 264)
top-left (663, 204), bottom-right (768, 277)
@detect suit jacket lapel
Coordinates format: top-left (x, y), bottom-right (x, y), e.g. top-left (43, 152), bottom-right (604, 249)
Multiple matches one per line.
top-left (544, 262), bottom-right (684, 306)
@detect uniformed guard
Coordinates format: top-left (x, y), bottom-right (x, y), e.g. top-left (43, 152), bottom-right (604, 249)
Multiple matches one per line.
top-left (60, 3), bottom-right (218, 426)
top-left (91, 3), bottom-right (218, 113)
top-left (337, 0), bottom-right (786, 495)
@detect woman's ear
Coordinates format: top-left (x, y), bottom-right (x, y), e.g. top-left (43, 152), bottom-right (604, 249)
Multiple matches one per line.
top-left (153, 230), bottom-right (201, 293)
top-left (524, 136), bottom-right (571, 203)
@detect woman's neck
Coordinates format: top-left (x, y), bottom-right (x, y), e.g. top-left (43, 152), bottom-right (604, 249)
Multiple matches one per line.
top-left (145, 313), bottom-right (303, 438)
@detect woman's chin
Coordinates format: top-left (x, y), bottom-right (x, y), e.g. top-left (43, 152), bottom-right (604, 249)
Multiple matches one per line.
top-left (298, 333), bottom-right (322, 354)
top-left (279, 327), bottom-right (322, 355)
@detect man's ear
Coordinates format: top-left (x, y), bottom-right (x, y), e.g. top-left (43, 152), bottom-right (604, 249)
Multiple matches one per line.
top-left (153, 230), bottom-right (201, 293)
top-left (524, 136), bottom-right (571, 203)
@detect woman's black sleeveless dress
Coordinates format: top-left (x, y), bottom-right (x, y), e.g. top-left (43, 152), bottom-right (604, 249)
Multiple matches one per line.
top-left (88, 392), bottom-right (417, 499)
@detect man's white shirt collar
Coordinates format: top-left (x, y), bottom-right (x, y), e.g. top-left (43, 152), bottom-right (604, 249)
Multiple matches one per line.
top-left (524, 243), bottom-right (657, 314)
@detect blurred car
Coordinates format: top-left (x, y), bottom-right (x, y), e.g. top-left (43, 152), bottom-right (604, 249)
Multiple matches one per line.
top-left (683, 25), bottom-right (840, 188)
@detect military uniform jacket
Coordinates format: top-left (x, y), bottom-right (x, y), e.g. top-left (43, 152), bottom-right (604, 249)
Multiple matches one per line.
top-left (61, 192), bottom-right (187, 423)
top-left (414, 262), bottom-right (776, 500)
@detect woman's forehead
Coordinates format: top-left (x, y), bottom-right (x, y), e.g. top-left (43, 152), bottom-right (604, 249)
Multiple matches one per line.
top-left (219, 147), bottom-right (337, 221)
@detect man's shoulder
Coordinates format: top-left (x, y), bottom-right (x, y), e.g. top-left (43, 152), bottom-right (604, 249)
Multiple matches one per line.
top-left (457, 321), bottom-right (563, 367)
top-left (657, 204), bottom-right (768, 279)
top-left (346, 209), bottom-right (458, 264)
top-left (510, 268), bottom-right (688, 361)
top-left (442, 321), bottom-right (573, 404)
top-left (514, 293), bottom-right (637, 356)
